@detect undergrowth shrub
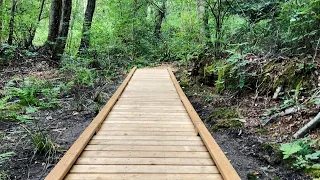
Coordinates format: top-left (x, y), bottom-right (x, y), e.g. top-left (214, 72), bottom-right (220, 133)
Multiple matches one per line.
top-left (204, 54), bottom-right (257, 94)
top-left (0, 78), bottom-right (72, 123)
top-left (280, 137), bottom-right (320, 177)
top-left (4, 78), bottom-right (62, 108)
top-left (279, 0), bottom-right (320, 55)
top-left (0, 44), bottom-right (16, 67)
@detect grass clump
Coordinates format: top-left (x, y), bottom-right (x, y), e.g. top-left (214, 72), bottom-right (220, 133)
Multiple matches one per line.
top-left (24, 127), bottom-right (59, 161)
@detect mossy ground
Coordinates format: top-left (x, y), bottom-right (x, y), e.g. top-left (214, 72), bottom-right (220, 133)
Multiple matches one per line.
top-left (208, 107), bottom-right (244, 131)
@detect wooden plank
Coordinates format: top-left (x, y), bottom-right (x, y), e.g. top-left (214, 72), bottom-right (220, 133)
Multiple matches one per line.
top-left (92, 135), bottom-right (201, 141)
top-left (96, 131), bottom-right (197, 136)
top-left (80, 151), bottom-right (212, 158)
top-left (103, 121), bottom-right (193, 124)
top-left (44, 67), bottom-right (137, 180)
top-left (98, 126), bottom-right (196, 132)
top-left (88, 139), bottom-right (204, 146)
top-left (76, 157), bottom-right (214, 165)
top-left (69, 165), bottom-right (219, 174)
top-left (110, 109), bottom-right (187, 113)
top-left (85, 145), bottom-right (208, 152)
top-left (113, 106), bottom-right (185, 109)
top-left (168, 67), bottom-right (240, 180)
top-left (99, 124), bottom-right (194, 128)
top-left (65, 174), bottom-right (223, 180)
top-left (105, 117), bottom-right (191, 120)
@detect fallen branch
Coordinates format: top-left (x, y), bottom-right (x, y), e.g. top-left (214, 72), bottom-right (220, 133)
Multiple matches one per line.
top-left (294, 112), bottom-right (320, 138)
top-left (272, 86), bottom-right (282, 100)
top-left (261, 106), bottom-right (300, 125)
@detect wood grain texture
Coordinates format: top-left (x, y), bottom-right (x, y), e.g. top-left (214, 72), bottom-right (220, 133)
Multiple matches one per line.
top-left (44, 67), bottom-right (137, 180)
top-left (168, 67), bottom-right (241, 180)
top-left (46, 68), bottom-right (242, 180)
top-left (65, 174), bottom-right (223, 180)
top-left (69, 165), bottom-right (219, 174)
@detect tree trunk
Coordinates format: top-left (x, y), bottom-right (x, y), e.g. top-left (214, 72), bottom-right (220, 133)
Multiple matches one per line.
top-left (26, 0), bottom-right (45, 48)
top-left (0, 0), bottom-right (3, 41)
top-left (8, 0), bottom-right (16, 45)
top-left (47, 0), bottom-right (62, 49)
top-left (79, 0), bottom-right (96, 53)
top-left (52, 0), bottom-right (72, 62)
top-left (196, 0), bottom-right (211, 47)
top-left (154, 0), bottom-right (166, 40)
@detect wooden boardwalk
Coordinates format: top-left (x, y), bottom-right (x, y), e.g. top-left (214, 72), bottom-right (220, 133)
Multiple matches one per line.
top-left (45, 68), bottom-right (240, 180)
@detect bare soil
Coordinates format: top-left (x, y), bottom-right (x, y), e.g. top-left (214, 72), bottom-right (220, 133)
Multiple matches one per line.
top-left (0, 57), bottom-right (123, 180)
top-left (175, 69), bottom-right (313, 180)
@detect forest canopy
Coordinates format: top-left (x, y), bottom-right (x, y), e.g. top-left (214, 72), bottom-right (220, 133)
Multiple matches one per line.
top-left (0, 0), bottom-right (318, 67)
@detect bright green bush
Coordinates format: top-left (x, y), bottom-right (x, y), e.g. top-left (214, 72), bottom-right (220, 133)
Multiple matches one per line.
top-left (280, 137), bottom-right (320, 172)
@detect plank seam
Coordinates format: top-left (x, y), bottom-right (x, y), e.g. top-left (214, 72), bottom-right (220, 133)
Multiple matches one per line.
top-left (167, 67), bottom-right (241, 180)
top-left (44, 67), bottom-right (137, 180)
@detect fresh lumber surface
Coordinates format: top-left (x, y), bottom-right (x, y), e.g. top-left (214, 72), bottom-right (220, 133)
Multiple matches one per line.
top-left (69, 165), bottom-right (219, 174)
top-left (46, 68), bottom-right (240, 180)
top-left (88, 139), bottom-right (204, 145)
top-left (44, 67), bottom-right (137, 180)
top-left (75, 157), bottom-right (214, 165)
top-left (80, 151), bottom-right (212, 158)
top-left (85, 145), bottom-right (208, 151)
top-left (92, 135), bottom-right (202, 140)
top-left (96, 131), bottom-right (197, 136)
top-left (65, 174), bottom-right (223, 180)
top-left (168, 67), bottom-right (241, 180)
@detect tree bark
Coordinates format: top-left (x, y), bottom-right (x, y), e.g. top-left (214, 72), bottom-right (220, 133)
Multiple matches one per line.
top-left (26, 0), bottom-right (45, 48)
top-left (47, 0), bottom-right (62, 48)
top-left (79, 0), bottom-right (96, 53)
top-left (8, 0), bottom-right (17, 45)
top-left (52, 0), bottom-right (72, 62)
top-left (294, 112), bottom-right (320, 138)
top-left (0, 0), bottom-right (3, 41)
top-left (154, 0), bottom-right (166, 40)
top-left (196, 0), bottom-right (211, 47)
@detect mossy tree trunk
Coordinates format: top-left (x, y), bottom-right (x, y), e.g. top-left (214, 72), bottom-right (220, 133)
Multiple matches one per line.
top-left (79, 0), bottom-right (96, 53)
top-left (154, 0), bottom-right (166, 40)
top-left (47, 0), bottom-right (62, 50)
top-left (52, 0), bottom-right (72, 62)
top-left (197, 0), bottom-right (212, 47)
top-left (0, 0), bottom-right (3, 42)
top-left (8, 0), bottom-right (17, 45)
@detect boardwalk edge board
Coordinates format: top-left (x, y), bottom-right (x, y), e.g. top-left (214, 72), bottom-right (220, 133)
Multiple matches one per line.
top-left (167, 67), bottom-right (241, 180)
top-left (45, 67), bottom-right (137, 180)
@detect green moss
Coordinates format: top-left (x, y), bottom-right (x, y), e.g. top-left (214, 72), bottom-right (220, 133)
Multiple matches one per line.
top-left (247, 173), bottom-right (259, 180)
top-left (260, 142), bottom-right (280, 152)
top-left (215, 63), bottom-right (234, 94)
top-left (305, 168), bottom-right (320, 178)
top-left (256, 128), bottom-right (268, 135)
top-left (0, 171), bottom-right (8, 180)
top-left (0, 131), bottom-right (4, 139)
top-left (179, 70), bottom-right (191, 89)
top-left (261, 60), bottom-right (313, 93)
top-left (211, 119), bottom-right (243, 131)
top-left (210, 107), bottom-right (238, 119)
top-left (209, 108), bottom-right (243, 131)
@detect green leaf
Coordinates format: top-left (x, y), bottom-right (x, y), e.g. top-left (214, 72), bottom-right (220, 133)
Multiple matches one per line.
top-left (16, 115), bottom-right (33, 123)
top-left (280, 143), bottom-right (303, 159)
top-left (26, 106), bottom-right (38, 114)
top-left (305, 151), bottom-right (320, 160)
